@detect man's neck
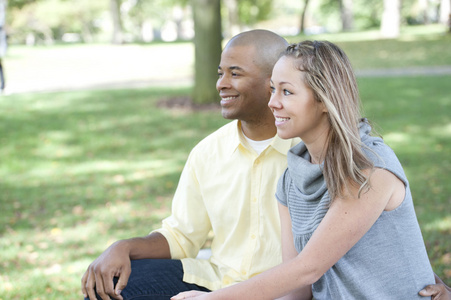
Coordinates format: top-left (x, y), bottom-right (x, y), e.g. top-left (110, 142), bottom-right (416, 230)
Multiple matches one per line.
top-left (241, 120), bottom-right (277, 141)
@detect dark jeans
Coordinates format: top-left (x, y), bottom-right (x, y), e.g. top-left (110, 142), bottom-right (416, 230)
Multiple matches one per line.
top-left (85, 259), bottom-right (210, 300)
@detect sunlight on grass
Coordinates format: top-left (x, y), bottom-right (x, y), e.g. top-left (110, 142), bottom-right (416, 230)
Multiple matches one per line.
top-left (424, 216), bottom-right (451, 232)
top-left (1, 28), bottom-right (451, 298)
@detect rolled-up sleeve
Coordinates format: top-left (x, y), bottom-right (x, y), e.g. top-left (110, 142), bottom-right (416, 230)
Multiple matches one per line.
top-left (153, 149), bottom-right (211, 259)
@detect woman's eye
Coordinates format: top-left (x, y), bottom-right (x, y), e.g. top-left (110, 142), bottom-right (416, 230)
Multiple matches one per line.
top-left (270, 86), bottom-right (275, 94)
top-left (283, 89), bottom-right (292, 96)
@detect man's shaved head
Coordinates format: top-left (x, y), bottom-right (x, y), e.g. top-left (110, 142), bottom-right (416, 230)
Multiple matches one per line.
top-left (224, 29), bottom-right (289, 77)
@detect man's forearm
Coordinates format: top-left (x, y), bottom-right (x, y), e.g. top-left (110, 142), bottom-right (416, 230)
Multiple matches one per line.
top-left (120, 232), bottom-right (171, 260)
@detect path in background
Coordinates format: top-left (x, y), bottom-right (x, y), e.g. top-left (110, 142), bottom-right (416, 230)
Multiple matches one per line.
top-left (2, 44), bottom-right (195, 95)
top-left (2, 44), bottom-right (451, 95)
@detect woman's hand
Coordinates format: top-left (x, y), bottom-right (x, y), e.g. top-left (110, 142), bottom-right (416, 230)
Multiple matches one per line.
top-left (171, 290), bottom-right (210, 299)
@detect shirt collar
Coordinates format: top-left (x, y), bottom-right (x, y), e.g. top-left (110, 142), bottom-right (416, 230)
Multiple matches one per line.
top-left (227, 120), bottom-right (295, 157)
top-left (271, 134), bottom-right (297, 156)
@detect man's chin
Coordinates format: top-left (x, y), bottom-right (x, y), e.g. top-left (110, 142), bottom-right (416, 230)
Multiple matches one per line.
top-left (221, 108), bottom-right (236, 120)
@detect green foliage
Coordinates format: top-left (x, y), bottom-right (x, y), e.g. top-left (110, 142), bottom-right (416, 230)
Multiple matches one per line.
top-left (8, 0), bottom-right (36, 9)
top-left (8, 0), bottom-right (108, 43)
top-left (287, 24), bottom-right (451, 68)
top-left (238, 0), bottom-right (273, 25)
top-left (317, 0), bottom-right (428, 31)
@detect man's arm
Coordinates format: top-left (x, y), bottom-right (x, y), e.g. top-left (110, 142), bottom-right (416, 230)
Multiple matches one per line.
top-left (419, 273), bottom-right (451, 300)
top-left (81, 147), bottom-right (210, 300)
top-left (81, 232), bottom-right (170, 300)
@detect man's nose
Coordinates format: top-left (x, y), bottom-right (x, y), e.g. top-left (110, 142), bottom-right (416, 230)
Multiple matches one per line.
top-left (216, 75), bottom-right (231, 91)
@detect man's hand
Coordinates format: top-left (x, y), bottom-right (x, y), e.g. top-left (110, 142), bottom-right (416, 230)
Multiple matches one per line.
top-left (419, 283), bottom-right (451, 300)
top-left (419, 273), bottom-right (451, 300)
top-left (81, 240), bottom-right (132, 300)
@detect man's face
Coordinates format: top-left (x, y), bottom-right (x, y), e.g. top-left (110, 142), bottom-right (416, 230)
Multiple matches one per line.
top-left (216, 45), bottom-right (272, 123)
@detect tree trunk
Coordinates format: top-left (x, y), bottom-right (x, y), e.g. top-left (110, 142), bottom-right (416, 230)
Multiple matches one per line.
top-left (224, 0), bottom-right (240, 38)
top-left (110, 0), bottom-right (123, 44)
top-left (338, 0), bottom-right (354, 31)
top-left (380, 0), bottom-right (401, 38)
top-left (192, 0), bottom-right (222, 104)
top-left (418, 0), bottom-right (429, 24)
top-left (299, 0), bottom-right (311, 34)
top-left (440, 0), bottom-right (451, 32)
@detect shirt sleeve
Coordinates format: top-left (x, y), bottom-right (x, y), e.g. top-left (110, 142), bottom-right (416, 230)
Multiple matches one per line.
top-left (275, 168), bottom-right (290, 207)
top-left (153, 148), bottom-right (211, 259)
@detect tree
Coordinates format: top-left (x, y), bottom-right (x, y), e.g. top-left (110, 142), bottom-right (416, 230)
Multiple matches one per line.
top-left (380, 0), bottom-right (401, 38)
top-left (299, 0), bottom-right (311, 34)
top-left (110, 0), bottom-right (123, 44)
top-left (223, 0), bottom-right (240, 38)
top-left (449, 0), bottom-right (451, 32)
top-left (439, 0), bottom-right (451, 32)
top-left (338, 0), bottom-right (354, 31)
top-left (191, 0), bottom-right (222, 104)
top-left (222, 0), bottom-right (273, 38)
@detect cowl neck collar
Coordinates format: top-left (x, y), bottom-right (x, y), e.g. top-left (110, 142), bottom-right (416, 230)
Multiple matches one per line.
top-left (287, 119), bottom-right (372, 202)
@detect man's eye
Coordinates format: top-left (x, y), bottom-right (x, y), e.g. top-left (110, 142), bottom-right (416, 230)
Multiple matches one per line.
top-left (218, 72), bottom-right (223, 77)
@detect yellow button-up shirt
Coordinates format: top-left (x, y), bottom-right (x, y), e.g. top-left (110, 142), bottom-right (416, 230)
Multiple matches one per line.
top-left (155, 120), bottom-right (299, 291)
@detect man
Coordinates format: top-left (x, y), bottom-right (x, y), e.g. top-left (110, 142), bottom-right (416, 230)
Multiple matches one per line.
top-left (82, 30), bottom-right (449, 300)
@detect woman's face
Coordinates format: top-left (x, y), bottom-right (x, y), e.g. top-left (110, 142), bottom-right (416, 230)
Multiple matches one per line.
top-left (268, 56), bottom-right (329, 143)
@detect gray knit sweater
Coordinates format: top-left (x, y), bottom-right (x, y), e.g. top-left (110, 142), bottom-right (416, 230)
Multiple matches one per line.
top-left (276, 121), bottom-right (435, 299)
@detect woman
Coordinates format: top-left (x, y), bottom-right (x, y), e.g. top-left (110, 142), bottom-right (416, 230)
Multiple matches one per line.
top-left (172, 40), bottom-right (437, 299)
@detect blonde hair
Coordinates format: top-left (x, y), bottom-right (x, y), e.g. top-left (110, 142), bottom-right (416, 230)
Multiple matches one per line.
top-left (283, 40), bottom-right (373, 200)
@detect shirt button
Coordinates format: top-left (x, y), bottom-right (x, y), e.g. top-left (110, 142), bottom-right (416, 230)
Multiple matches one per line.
top-left (252, 198), bottom-right (257, 203)
top-left (255, 159), bottom-right (260, 164)
top-left (241, 270), bottom-right (247, 275)
top-left (251, 234), bottom-right (256, 239)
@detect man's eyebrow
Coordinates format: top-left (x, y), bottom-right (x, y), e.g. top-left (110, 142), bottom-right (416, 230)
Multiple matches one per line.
top-left (218, 66), bottom-right (245, 71)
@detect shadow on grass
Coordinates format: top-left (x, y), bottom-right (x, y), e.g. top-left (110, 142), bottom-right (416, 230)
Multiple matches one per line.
top-left (0, 86), bottom-right (229, 297)
top-left (1, 76), bottom-right (450, 298)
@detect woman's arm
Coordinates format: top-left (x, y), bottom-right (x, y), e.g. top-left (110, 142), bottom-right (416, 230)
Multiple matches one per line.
top-left (276, 203), bottom-right (312, 300)
top-left (174, 168), bottom-right (400, 300)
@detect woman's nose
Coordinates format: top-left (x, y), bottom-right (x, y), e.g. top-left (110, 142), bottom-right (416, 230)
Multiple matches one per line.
top-left (268, 93), bottom-right (281, 109)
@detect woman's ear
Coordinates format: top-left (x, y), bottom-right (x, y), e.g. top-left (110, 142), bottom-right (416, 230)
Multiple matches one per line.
top-left (320, 101), bottom-right (328, 113)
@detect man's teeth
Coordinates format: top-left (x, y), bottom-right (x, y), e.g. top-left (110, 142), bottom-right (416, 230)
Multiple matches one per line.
top-left (276, 117), bottom-right (290, 122)
top-left (222, 96), bottom-right (236, 101)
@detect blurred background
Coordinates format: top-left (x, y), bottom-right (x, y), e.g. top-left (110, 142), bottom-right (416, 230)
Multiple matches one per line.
top-left (0, 0), bottom-right (450, 299)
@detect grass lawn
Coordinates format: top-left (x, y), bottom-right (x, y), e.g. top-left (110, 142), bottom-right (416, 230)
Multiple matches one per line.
top-left (1, 25), bottom-right (450, 298)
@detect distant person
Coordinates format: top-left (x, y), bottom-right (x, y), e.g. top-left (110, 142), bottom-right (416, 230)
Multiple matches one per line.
top-left (82, 31), bottom-right (450, 300)
top-left (172, 40), bottom-right (449, 300)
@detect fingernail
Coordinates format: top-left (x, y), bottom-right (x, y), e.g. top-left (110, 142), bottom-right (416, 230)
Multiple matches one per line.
top-left (116, 289), bottom-right (122, 295)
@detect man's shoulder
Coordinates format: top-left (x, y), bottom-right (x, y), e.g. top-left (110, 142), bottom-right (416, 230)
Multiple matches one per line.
top-left (195, 120), bottom-right (238, 147)
top-left (188, 120), bottom-right (238, 157)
